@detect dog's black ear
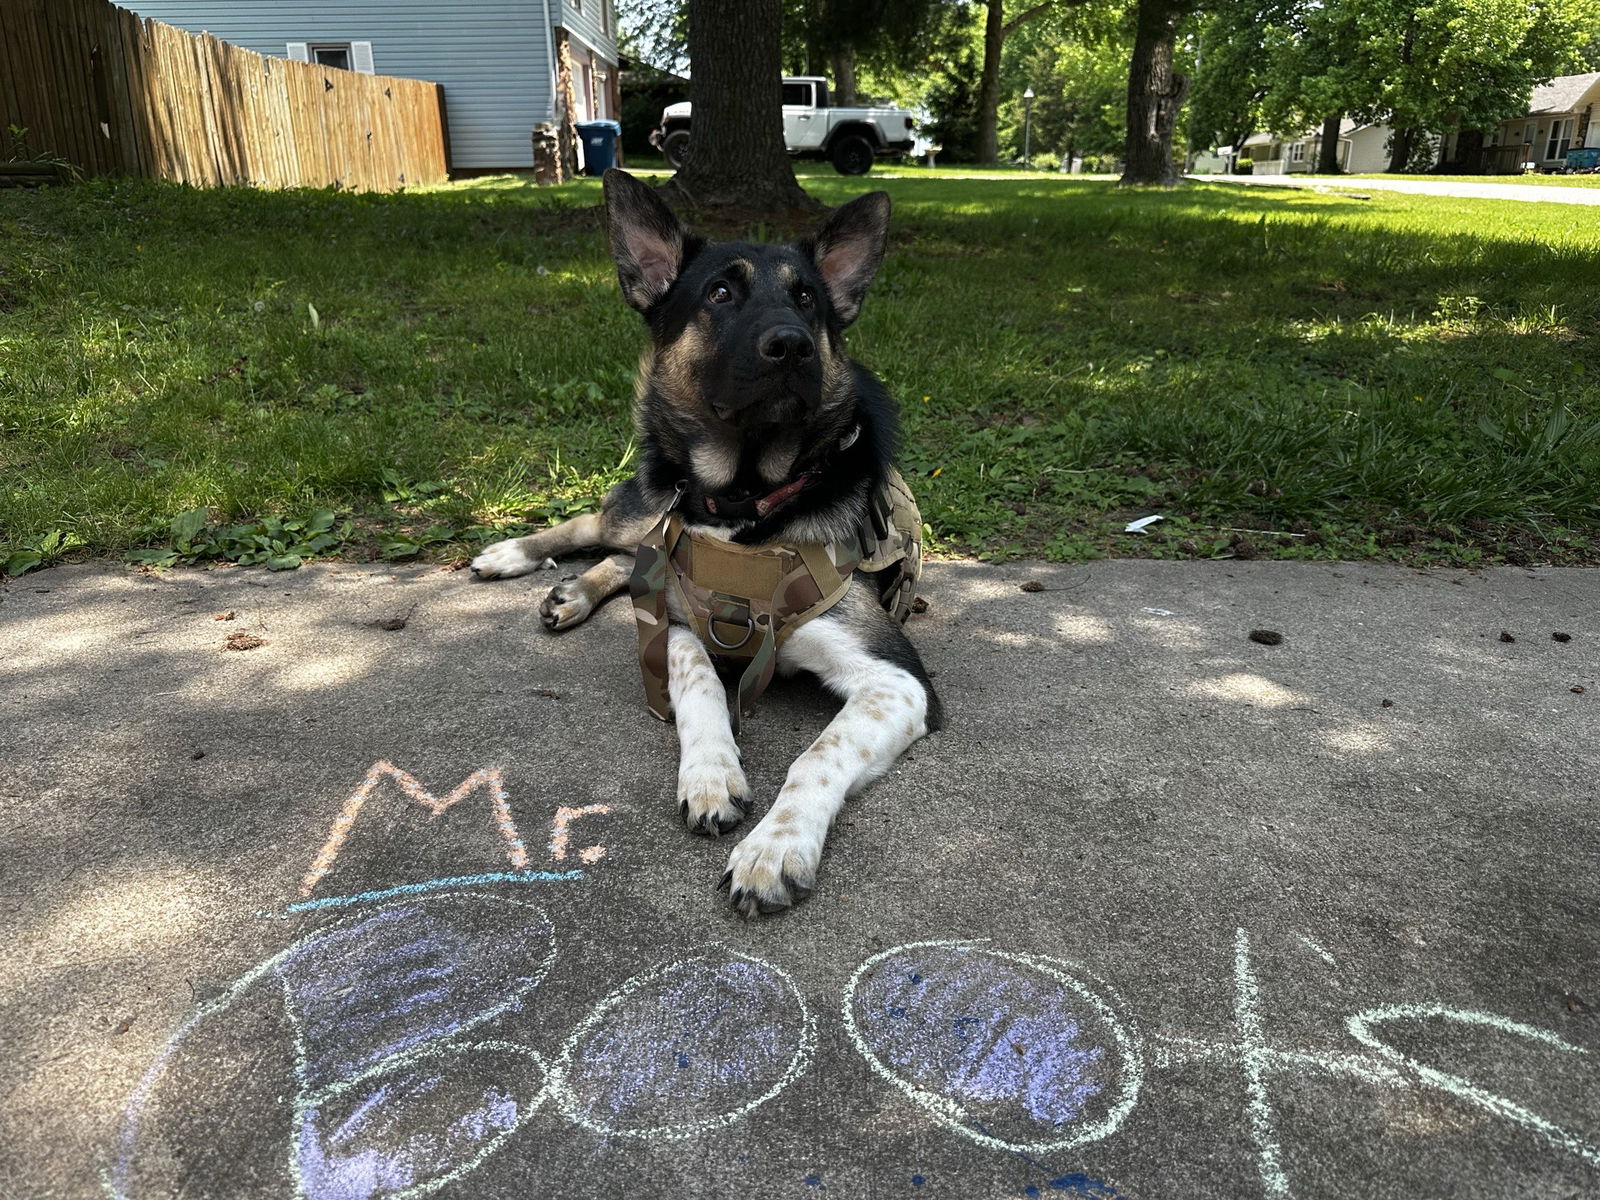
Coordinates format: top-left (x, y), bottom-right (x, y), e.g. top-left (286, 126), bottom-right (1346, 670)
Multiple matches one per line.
top-left (810, 191), bottom-right (890, 326)
top-left (603, 168), bottom-right (686, 312)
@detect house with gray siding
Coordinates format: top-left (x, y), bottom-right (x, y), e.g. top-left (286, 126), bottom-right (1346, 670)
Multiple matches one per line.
top-left (1484, 73), bottom-right (1600, 171)
top-left (128, 0), bottom-right (620, 172)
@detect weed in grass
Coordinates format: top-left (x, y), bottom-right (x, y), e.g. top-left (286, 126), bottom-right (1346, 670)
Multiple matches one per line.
top-left (127, 507), bottom-right (349, 570)
top-left (4, 528), bottom-right (84, 577)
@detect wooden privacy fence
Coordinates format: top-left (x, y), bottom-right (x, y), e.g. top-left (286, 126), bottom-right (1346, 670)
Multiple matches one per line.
top-left (0, 0), bottom-right (448, 190)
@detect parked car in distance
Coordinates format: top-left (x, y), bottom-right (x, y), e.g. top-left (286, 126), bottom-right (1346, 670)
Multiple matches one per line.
top-left (648, 76), bottom-right (916, 175)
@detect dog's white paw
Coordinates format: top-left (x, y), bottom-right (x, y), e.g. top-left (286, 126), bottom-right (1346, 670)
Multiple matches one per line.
top-left (721, 812), bottom-right (822, 916)
top-left (539, 581), bottom-right (594, 631)
top-left (470, 540), bottom-right (557, 580)
top-left (678, 756), bottom-right (750, 837)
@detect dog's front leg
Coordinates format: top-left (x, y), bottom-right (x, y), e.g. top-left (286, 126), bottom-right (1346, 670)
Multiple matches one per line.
top-left (471, 513), bottom-right (605, 579)
top-left (540, 553), bottom-right (634, 630)
top-left (724, 616), bottom-right (933, 917)
top-left (667, 625), bottom-right (751, 835)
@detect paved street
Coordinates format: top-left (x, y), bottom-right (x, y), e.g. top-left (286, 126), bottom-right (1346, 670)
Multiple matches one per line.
top-left (2, 559), bottom-right (1596, 1199)
top-left (1190, 173), bottom-right (1600, 205)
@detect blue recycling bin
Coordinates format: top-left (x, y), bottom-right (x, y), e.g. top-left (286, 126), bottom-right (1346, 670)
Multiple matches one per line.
top-left (577, 120), bottom-right (622, 175)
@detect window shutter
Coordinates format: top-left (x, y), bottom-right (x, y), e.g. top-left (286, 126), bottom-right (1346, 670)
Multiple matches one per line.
top-left (351, 42), bottom-right (375, 74)
top-left (286, 42), bottom-right (309, 62)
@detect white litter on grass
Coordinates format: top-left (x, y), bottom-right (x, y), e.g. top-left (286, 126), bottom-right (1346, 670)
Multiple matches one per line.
top-left (1139, 607), bottom-right (1175, 617)
top-left (1125, 514), bottom-right (1165, 534)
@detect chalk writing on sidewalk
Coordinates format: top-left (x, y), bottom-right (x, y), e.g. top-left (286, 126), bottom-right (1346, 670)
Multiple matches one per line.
top-left (547, 804), bottom-right (613, 864)
top-left (843, 941), bottom-right (1140, 1155)
top-left (299, 762), bottom-right (531, 898)
top-left (113, 911), bottom-right (1597, 1198)
top-left (113, 895), bottom-right (559, 1200)
top-left (114, 895), bottom-right (809, 1200)
top-left (290, 761), bottom-right (611, 914)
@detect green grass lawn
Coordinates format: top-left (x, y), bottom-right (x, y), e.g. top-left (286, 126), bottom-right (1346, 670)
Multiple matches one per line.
top-left (2, 172), bottom-right (1597, 575)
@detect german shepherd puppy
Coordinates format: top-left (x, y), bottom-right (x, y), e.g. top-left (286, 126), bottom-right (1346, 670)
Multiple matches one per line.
top-left (472, 168), bottom-right (941, 916)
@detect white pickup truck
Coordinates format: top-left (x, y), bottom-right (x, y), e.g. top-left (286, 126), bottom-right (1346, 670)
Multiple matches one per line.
top-left (648, 76), bottom-right (917, 176)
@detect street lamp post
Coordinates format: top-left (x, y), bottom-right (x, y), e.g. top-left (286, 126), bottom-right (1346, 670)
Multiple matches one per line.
top-left (1022, 86), bottom-right (1035, 167)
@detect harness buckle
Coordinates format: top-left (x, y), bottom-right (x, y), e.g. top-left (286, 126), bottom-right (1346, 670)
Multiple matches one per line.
top-left (707, 615), bottom-right (755, 651)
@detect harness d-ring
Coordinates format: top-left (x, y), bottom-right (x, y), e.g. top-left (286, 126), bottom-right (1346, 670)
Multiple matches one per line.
top-left (708, 616), bottom-right (755, 651)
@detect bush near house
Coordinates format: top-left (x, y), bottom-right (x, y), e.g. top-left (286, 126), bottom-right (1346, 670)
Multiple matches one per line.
top-left (1, 170), bottom-right (1596, 576)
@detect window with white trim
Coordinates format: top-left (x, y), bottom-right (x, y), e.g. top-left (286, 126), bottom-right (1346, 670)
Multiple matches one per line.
top-left (1289, 141), bottom-right (1306, 162)
top-left (1546, 117), bottom-right (1573, 160)
top-left (287, 42), bottom-right (374, 73)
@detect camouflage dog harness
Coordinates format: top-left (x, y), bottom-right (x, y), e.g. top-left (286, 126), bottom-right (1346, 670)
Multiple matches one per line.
top-left (630, 468), bottom-right (922, 731)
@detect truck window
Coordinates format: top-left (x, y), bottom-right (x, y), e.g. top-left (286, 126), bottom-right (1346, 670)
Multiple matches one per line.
top-left (782, 82), bottom-right (812, 107)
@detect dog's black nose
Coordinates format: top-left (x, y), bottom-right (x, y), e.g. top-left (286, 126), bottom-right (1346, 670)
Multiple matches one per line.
top-left (759, 325), bottom-right (815, 366)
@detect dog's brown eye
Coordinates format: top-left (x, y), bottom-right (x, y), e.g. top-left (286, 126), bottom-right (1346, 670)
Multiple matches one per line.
top-left (707, 283), bottom-right (732, 304)
top-left (797, 288), bottom-right (814, 308)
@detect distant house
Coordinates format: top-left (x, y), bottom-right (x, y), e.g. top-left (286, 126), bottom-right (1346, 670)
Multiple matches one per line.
top-left (1482, 72), bottom-right (1600, 172)
top-left (128, 0), bottom-right (620, 173)
top-left (1237, 129), bottom-right (1322, 174)
top-left (1235, 120), bottom-right (1410, 175)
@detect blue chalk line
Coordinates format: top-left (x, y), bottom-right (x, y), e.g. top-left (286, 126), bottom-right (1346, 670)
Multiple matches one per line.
top-left (285, 870), bottom-right (586, 913)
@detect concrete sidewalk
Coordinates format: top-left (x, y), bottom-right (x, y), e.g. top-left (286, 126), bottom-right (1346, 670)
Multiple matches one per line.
top-left (1190, 173), bottom-right (1600, 205)
top-left (2, 559), bottom-right (1596, 1200)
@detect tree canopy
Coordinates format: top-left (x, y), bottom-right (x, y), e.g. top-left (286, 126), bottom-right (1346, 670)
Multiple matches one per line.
top-left (1188, 0), bottom-right (1600, 170)
top-left (615, 0), bottom-right (1600, 189)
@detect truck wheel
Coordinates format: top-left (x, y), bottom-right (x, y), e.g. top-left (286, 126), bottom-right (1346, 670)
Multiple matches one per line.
top-left (830, 135), bottom-right (874, 176)
top-left (663, 130), bottom-right (692, 171)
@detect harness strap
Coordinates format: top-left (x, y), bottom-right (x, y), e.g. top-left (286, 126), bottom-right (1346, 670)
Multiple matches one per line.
top-left (629, 482), bottom-right (686, 722)
top-left (630, 469), bottom-right (921, 734)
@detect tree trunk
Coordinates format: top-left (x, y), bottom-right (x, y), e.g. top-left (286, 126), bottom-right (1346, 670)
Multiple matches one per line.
top-left (1386, 126), bottom-right (1415, 173)
top-left (1384, 21), bottom-right (1417, 174)
top-left (829, 46), bottom-right (857, 108)
top-left (669, 0), bottom-right (814, 213)
top-left (1317, 113), bottom-right (1342, 172)
top-left (1120, 0), bottom-right (1189, 186)
top-left (805, 0), bottom-right (825, 75)
top-left (977, 0), bottom-right (1005, 166)
top-left (1455, 128), bottom-right (1485, 173)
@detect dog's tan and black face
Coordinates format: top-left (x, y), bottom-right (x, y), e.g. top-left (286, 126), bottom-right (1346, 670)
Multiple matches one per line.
top-left (472, 169), bottom-right (940, 917)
